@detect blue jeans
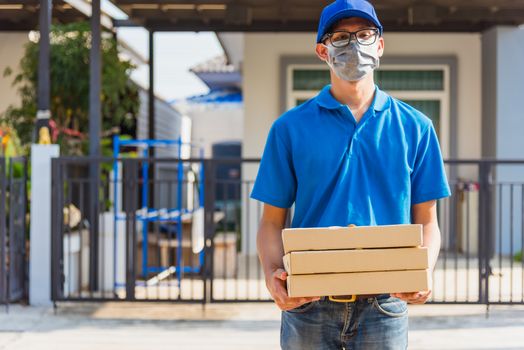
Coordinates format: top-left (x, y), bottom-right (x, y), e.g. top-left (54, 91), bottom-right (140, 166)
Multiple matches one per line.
top-left (281, 294), bottom-right (408, 350)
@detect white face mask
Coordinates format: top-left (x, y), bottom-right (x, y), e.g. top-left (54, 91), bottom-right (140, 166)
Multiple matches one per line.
top-left (323, 40), bottom-right (380, 81)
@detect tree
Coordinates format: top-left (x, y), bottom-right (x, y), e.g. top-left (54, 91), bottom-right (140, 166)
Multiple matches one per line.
top-left (2, 22), bottom-right (139, 155)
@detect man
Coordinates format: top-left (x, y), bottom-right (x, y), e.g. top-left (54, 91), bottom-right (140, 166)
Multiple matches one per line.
top-left (251, 0), bottom-right (451, 349)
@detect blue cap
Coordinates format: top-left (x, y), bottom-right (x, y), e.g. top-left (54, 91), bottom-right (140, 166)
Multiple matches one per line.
top-left (316, 0), bottom-right (383, 43)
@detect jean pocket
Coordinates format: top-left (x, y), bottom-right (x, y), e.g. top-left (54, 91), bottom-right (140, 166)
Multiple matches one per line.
top-left (286, 301), bottom-right (318, 314)
top-left (373, 296), bottom-right (408, 317)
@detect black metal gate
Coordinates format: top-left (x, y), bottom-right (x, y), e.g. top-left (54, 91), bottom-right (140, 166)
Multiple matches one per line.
top-left (204, 158), bottom-right (272, 302)
top-left (0, 157), bottom-right (28, 306)
top-left (51, 157), bottom-right (204, 302)
top-left (435, 160), bottom-right (524, 305)
top-left (50, 157), bottom-right (524, 305)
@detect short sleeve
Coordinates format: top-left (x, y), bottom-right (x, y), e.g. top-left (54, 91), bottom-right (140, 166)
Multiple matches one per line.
top-left (411, 124), bottom-right (451, 205)
top-left (250, 122), bottom-right (297, 208)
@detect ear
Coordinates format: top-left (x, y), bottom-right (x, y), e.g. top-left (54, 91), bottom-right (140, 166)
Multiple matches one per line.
top-left (315, 43), bottom-right (329, 62)
top-left (377, 36), bottom-right (385, 58)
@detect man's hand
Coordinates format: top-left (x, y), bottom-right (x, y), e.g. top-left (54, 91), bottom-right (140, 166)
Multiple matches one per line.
top-left (267, 268), bottom-right (320, 311)
top-left (257, 204), bottom-right (320, 311)
top-left (397, 200), bottom-right (440, 305)
top-left (391, 290), bottom-right (431, 304)
top-left (391, 274), bottom-right (433, 304)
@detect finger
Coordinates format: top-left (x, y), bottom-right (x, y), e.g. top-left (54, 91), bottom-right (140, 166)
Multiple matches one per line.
top-left (295, 296), bottom-right (320, 303)
top-left (272, 282), bottom-right (291, 304)
top-left (408, 296), bottom-right (430, 304)
top-left (284, 298), bottom-right (318, 310)
top-left (392, 292), bottom-right (423, 303)
top-left (404, 291), bottom-right (431, 304)
top-left (395, 295), bottom-right (412, 302)
top-left (390, 293), bottom-right (409, 301)
top-left (273, 268), bottom-right (288, 281)
top-left (404, 295), bottom-right (422, 303)
top-left (295, 296), bottom-right (321, 302)
top-left (283, 295), bottom-right (321, 308)
top-left (268, 275), bottom-right (289, 303)
top-left (412, 290), bottom-right (432, 303)
top-left (392, 292), bottom-right (418, 299)
top-left (281, 296), bottom-right (313, 307)
top-left (410, 291), bottom-right (431, 300)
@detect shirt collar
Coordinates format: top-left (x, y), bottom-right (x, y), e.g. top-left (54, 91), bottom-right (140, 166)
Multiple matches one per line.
top-left (316, 84), bottom-right (390, 112)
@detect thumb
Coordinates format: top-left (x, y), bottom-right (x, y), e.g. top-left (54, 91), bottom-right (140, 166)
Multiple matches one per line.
top-left (273, 268), bottom-right (288, 281)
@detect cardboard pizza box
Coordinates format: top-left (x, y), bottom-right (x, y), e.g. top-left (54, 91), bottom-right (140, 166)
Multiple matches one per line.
top-left (283, 247), bottom-right (428, 275)
top-left (282, 224), bottom-right (422, 254)
top-left (286, 269), bottom-right (430, 298)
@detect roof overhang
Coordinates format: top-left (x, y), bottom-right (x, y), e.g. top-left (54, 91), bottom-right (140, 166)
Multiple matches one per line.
top-left (0, 0), bottom-right (112, 31)
top-left (110, 0), bottom-right (524, 33)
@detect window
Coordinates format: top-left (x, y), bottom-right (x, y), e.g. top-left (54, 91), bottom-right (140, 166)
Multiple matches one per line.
top-left (286, 63), bottom-right (450, 158)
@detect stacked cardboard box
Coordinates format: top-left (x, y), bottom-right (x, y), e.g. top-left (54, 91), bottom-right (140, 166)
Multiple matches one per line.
top-left (282, 224), bottom-right (430, 298)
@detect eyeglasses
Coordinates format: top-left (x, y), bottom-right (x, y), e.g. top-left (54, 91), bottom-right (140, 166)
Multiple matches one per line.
top-left (322, 28), bottom-right (379, 48)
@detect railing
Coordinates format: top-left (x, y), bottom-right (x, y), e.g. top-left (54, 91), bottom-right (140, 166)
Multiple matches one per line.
top-left (0, 157), bottom-right (28, 307)
top-left (50, 157), bottom-right (524, 305)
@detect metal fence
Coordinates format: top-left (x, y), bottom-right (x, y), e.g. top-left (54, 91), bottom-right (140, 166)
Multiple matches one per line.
top-left (50, 157), bottom-right (524, 306)
top-left (0, 157), bottom-right (28, 306)
top-left (51, 157), bottom-right (269, 303)
top-left (434, 160), bottom-right (524, 305)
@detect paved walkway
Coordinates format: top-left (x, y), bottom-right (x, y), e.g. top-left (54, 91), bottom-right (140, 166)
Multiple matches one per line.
top-left (0, 302), bottom-right (523, 349)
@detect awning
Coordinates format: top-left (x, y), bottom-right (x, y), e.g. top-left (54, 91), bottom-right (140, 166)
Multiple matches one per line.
top-left (111, 0), bottom-right (524, 33)
top-left (0, 1), bottom-right (85, 30)
top-left (0, 0), bottom-right (113, 31)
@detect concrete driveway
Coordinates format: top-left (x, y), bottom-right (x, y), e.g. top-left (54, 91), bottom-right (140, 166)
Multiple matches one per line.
top-left (0, 302), bottom-right (523, 349)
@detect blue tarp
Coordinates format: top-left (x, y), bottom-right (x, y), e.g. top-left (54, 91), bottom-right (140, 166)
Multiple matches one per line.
top-left (185, 88), bottom-right (242, 104)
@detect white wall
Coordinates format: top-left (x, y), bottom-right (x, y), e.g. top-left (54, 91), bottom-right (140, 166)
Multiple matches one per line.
top-left (243, 33), bottom-right (316, 159)
top-left (0, 32), bottom-right (29, 115)
top-left (241, 32), bottom-right (482, 254)
top-left (384, 33), bottom-right (482, 161)
top-left (243, 32), bottom-right (482, 160)
top-left (182, 104), bottom-right (243, 158)
top-left (136, 88), bottom-right (184, 158)
top-left (482, 26), bottom-right (524, 256)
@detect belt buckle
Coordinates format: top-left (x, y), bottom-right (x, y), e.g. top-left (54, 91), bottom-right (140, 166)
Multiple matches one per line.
top-left (329, 295), bottom-right (357, 303)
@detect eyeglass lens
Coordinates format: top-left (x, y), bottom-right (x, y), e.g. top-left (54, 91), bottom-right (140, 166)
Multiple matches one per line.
top-left (330, 29), bottom-right (378, 47)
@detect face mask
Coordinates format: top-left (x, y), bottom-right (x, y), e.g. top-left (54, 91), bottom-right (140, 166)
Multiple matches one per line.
top-left (323, 40), bottom-right (380, 81)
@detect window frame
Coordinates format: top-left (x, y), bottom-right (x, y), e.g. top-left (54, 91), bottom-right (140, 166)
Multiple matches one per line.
top-left (285, 63), bottom-right (451, 158)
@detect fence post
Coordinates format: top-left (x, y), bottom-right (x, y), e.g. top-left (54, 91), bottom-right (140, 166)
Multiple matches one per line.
top-left (88, 161), bottom-right (100, 293)
top-left (478, 161), bottom-right (492, 305)
top-left (50, 158), bottom-right (64, 303)
top-left (29, 144), bottom-right (59, 306)
top-left (0, 158), bottom-right (6, 306)
top-left (21, 158), bottom-right (28, 300)
top-left (7, 159), bottom-right (14, 303)
top-left (123, 159), bottom-right (138, 301)
top-left (203, 159), bottom-right (216, 303)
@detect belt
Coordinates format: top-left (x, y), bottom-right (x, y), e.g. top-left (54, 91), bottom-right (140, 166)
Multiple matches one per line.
top-left (328, 294), bottom-right (386, 303)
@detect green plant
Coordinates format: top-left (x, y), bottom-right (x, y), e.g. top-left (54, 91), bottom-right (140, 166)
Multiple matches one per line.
top-left (2, 22), bottom-right (139, 155)
top-left (514, 251), bottom-right (523, 262)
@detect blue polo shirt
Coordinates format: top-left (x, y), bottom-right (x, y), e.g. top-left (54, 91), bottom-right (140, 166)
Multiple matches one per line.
top-left (250, 84), bottom-right (451, 228)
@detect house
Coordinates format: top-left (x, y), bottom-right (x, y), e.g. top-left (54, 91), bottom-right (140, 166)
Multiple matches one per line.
top-left (210, 10), bottom-right (524, 255)
top-left (173, 54), bottom-right (243, 159)
top-left (8, 0), bottom-right (521, 306)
